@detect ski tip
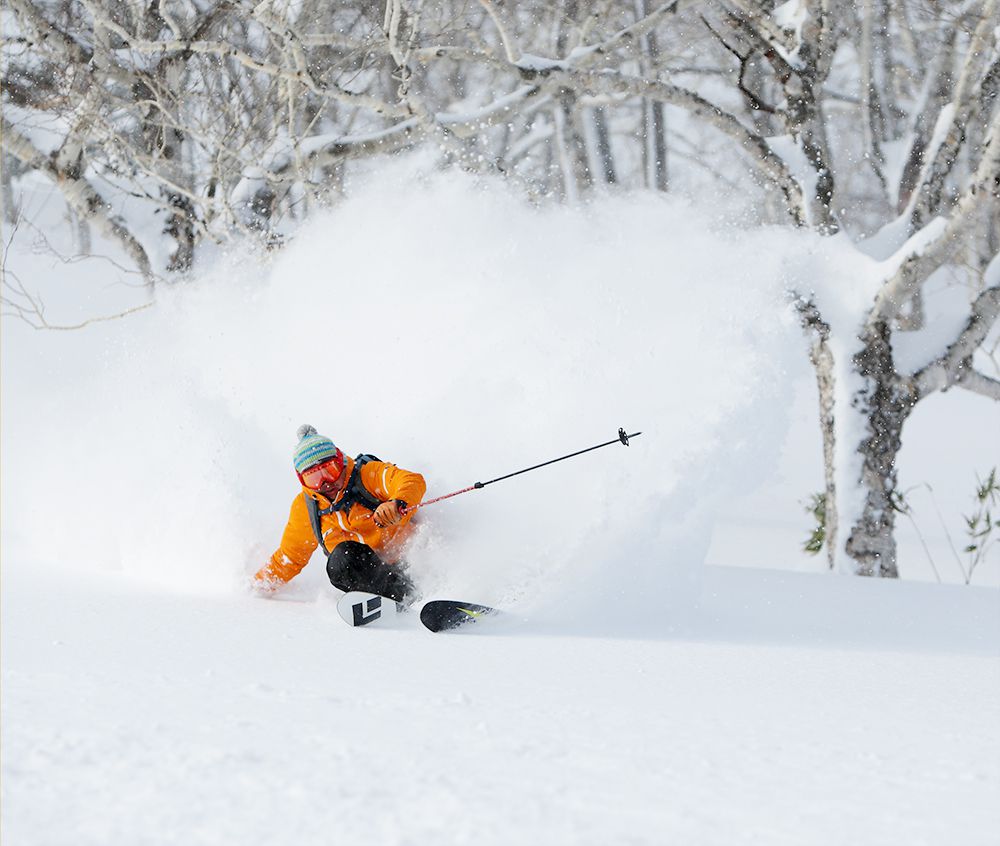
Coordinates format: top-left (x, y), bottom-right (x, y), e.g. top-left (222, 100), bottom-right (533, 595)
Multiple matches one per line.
top-left (419, 600), bottom-right (499, 633)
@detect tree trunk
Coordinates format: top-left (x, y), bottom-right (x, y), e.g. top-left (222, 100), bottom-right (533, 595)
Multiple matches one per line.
top-left (788, 81), bottom-right (838, 233)
top-left (2, 155), bottom-right (21, 224)
top-left (153, 58), bottom-right (198, 273)
top-left (896, 27), bottom-right (956, 213)
top-left (842, 320), bottom-right (915, 577)
top-left (642, 99), bottom-right (669, 192)
top-left (551, 0), bottom-right (592, 199)
top-left (815, 336), bottom-right (838, 572)
top-left (69, 205), bottom-right (92, 255)
top-left (638, 0), bottom-right (668, 191)
top-left (858, 0), bottom-right (888, 195)
top-left (798, 299), bottom-right (839, 570)
top-left (163, 188), bottom-right (197, 273)
top-left (563, 91), bottom-right (594, 195)
top-left (591, 106), bottom-right (618, 185)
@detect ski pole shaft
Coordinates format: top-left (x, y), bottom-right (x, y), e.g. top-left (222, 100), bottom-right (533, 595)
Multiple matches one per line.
top-left (401, 428), bottom-right (641, 516)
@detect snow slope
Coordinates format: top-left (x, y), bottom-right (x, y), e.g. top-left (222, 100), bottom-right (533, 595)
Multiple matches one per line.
top-left (3, 563), bottom-right (997, 846)
top-left (3, 161), bottom-right (999, 843)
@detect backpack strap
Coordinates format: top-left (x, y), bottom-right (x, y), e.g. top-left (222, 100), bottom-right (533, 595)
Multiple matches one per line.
top-left (304, 493), bottom-right (331, 557)
top-left (326, 454), bottom-right (383, 514)
top-left (303, 454), bottom-right (384, 555)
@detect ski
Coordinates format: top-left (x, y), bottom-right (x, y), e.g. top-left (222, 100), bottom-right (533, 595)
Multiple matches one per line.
top-left (336, 592), bottom-right (501, 632)
top-left (419, 600), bottom-right (499, 633)
top-left (335, 591), bottom-right (403, 627)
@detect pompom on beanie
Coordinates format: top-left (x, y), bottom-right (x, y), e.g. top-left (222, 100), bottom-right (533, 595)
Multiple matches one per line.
top-left (293, 424), bottom-right (342, 473)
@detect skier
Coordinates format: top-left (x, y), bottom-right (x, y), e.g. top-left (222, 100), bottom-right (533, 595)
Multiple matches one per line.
top-left (253, 425), bottom-right (426, 601)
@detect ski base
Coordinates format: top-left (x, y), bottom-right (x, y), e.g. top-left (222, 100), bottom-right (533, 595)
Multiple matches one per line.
top-left (419, 600), bottom-right (499, 633)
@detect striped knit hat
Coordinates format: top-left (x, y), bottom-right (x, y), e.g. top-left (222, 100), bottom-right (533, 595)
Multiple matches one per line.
top-left (293, 424), bottom-right (343, 473)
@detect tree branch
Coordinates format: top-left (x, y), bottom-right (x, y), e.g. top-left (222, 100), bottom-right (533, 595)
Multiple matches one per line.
top-left (913, 284), bottom-right (1000, 398)
top-left (6, 0), bottom-right (92, 65)
top-left (957, 369), bottom-right (1000, 400)
top-left (1, 118), bottom-right (154, 283)
top-left (568, 0), bottom-right (684, 66)
top-left (546, 66), bottom-right (808, 225)
top-left (873, 110), bottom-right (1000, 325)
top-left (909, 0), bottom-right (999, 229)
top-left (699, 16), bottom-right (778, 114)
top-left (79, 0), bottom-right (407, 118)
top-left (478, 0), bottom-right (521, 64)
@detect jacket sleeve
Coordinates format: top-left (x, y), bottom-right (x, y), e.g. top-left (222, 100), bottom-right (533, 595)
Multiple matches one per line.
top-left (363, 461), bottom-right (426, 512)
top-left (254, 493), bottom-right (319, 584)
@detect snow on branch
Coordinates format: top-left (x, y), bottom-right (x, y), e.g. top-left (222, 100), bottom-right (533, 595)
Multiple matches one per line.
top-left (412, 45), bottom-right (509, 69)
top-left (436, 85), bottom-right (545, 129)
top-left (262, 81), bottom-right (546, 179)
top-left (6, 0), bottom-right (92, 65)
top-left (79, 0), bottom-right (407, 118)
top-left (479, 0), bottom-right (688, 76)
top-left (724, 0), bottom-right (801, 70)
top-left (909, 0), bottom-right (1000, 229)
top-left (566, 0), bottom-right (685, 66)
top-left (873, 112), bottom-right (1000, 325)
top-left (914, 284), bottom-right (1000, 399)
top-left (1, 117), bottom-right (153, 283)
top-left (267, 118), bottom-right (421, 177)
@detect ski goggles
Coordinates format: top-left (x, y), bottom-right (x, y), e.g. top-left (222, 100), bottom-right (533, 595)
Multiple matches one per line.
top-left (298, 454), bottom-right (345, 490)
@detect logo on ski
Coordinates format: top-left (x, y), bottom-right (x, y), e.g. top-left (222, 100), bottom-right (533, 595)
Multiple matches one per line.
top-left (352, 596), bottom-right (382, 626)
top-left (336, 591), bottom-right (403, 627)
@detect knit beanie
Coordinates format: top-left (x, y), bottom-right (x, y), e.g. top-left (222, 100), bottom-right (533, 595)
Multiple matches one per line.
top-left (293, 424), bottom-right (342, 473)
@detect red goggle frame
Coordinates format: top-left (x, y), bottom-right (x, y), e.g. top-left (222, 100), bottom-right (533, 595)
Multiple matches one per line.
top-left (298, 454), bottom-right (345, 490)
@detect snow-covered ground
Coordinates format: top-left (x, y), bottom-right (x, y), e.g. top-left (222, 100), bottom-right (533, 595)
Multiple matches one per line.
top-left (4, 562), bottom-right (998, 845)
top-left (3, 164), bottom-right (999, 843)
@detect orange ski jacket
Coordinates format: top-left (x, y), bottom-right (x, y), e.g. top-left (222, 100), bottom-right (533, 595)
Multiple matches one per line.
top-left (255, 456), bottom-right (426, 585)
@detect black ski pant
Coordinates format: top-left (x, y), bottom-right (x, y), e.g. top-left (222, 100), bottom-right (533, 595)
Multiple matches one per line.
top-left (326, 541), bottom-right (414, 602)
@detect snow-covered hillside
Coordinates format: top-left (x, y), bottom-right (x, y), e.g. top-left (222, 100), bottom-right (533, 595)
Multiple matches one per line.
top-left (3, 165), bottom-right (999, 844)
top-left (3, 562), bottom-right (998, 845)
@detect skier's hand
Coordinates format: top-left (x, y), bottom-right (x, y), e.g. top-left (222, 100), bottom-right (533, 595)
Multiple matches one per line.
top-left (248, 574), bottom-right (281, 596)
top-left (373, 499), bottom-right (405, 528)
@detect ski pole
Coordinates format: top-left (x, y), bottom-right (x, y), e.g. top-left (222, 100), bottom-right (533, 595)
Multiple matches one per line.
top-left (400, 428), bottom-right (641, 516)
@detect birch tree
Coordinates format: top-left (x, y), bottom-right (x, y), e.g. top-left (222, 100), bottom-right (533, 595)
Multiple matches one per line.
top-left (459, 0), bottom-right (999, 575)
top-left (682, 0), bottom-right (1000, 575)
